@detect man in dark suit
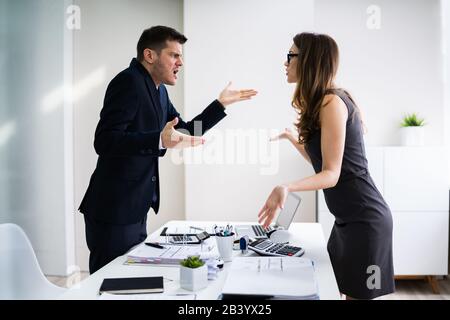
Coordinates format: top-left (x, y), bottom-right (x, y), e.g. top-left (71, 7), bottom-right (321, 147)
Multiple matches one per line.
top-left (79, 26), bottom-right (257, 273)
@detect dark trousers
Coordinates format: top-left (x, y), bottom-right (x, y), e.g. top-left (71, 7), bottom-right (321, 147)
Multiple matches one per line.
top-left (84, 214), bottom-right (148, 274)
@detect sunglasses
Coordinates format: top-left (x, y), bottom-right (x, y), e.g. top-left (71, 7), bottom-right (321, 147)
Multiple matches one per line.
top-left (287, 53), bottom-right (299, 64)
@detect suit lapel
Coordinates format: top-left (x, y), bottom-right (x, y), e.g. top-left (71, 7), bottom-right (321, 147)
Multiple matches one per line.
top-left (144, 76), bottom-right (163, 130)
top-left (157, 86), bottom-right (168, 126)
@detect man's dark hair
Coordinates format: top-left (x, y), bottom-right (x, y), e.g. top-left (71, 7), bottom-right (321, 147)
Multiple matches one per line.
top-left (137, 26), bottom-right (187, 61)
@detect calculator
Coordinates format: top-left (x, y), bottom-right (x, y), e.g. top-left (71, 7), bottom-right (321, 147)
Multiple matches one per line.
top-left (169, 235), bottom-right (200, 244)
top-left (248, 239), bottom-right (305, 257)
top-left (166, 231), bottom-right (211, 245)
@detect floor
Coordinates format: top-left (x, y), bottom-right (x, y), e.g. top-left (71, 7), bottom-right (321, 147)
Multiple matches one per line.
top-left (376, 277), bottom-right (450, 300)
top-left (46, 273), bottom-right (450, 300)
top-left (46, 271), bottom-right (90, 290)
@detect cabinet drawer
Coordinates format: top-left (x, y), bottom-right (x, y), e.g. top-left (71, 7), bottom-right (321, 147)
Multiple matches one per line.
top-left (392, 211), bottom-right (448, 275)
top-left (384, 147), bottom-right (449, 211)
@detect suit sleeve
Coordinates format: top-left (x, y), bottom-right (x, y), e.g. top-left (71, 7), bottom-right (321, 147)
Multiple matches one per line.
top-left (94, 73), bottom-right (160, 156)
top-left (166, 93), bottom-right (227, 136)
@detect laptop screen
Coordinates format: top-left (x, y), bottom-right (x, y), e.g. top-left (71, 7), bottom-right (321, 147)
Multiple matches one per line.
top-left (275, 193), bottom-right (301, 229)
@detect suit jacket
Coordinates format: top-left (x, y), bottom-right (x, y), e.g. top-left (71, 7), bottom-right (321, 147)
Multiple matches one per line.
top-left (79, 58), bottom-right (226, 224)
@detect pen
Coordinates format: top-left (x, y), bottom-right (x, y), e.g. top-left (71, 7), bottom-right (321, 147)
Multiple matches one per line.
top-left (145, 242), bottom-right (165, 249)
top-left (189, 226), bottom-right (204, 231)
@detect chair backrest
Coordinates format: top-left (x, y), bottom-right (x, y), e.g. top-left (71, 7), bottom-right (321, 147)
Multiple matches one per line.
top-left (0, 223), bottom-right (67, 299)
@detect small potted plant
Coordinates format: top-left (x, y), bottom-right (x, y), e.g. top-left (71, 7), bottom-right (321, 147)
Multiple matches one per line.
top-left (179, 256), bottom-right (208, 291)
top-left (400, 113), bottom-right (425, 146)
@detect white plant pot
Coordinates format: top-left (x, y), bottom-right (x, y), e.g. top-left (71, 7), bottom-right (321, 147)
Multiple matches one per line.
top-left (400, 126), bottom-right (425, 146)
top-left (180, 264), bottom-right (208, 291)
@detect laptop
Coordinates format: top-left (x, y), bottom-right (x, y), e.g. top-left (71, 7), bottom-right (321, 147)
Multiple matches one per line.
top-left (235, 193), bottom-right (301, 239)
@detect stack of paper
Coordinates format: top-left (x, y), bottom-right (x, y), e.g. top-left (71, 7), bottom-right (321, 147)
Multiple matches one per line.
top-left (221, 257), bottom-right (319, 300)
top-left (99, 292), bottom-right (196, 300)
top-left (126, 242), bottom-right (219, 265)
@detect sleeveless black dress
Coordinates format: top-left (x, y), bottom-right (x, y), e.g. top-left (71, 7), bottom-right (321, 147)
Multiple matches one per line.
top-left (305, 90), bottom-right (395, 299)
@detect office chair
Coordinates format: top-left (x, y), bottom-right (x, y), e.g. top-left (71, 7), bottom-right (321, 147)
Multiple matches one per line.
top-left (0, 223), bottom-right (67, 299)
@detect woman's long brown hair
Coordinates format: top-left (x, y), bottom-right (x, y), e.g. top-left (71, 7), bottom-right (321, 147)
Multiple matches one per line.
top-left (292, 32), bottom-right (358, 144)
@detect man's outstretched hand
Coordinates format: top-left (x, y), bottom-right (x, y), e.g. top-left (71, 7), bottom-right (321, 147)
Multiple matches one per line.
top-left (218, 81), bottom-right (258, 108)
top-left (161, 117), bottom-right (205, 149)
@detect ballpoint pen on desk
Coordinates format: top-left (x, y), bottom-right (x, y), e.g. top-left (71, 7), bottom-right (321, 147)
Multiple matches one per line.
top-left (145, 242), bottom-right (165, 249)
top-left (189, 226), bottom-right (204, 232)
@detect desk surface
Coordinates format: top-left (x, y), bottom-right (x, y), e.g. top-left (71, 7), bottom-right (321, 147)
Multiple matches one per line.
top-left (60, 221), bottom-right (340, 300)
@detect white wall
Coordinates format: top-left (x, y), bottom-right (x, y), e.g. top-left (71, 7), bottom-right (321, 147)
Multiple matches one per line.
top-left (0, 0), bottom-right (75, 276)
top-left (73, 0), bottom-right (184, 271)
top-left (442, 0), bottom-right (450, 187)
top-left (183, 0), bottom-right (317, 224)
top-left (315, 0), bottom-right (444, 147)
top-left (183, 0), bottom-right (446, 225)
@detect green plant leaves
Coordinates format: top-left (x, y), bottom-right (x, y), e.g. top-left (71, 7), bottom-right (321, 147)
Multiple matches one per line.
top-left (401, 113), bottom-right (425, 127)
top-left (180, 255), bottom-right (205, 268)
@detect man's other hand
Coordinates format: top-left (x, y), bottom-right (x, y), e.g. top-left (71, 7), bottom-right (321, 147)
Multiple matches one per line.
top-left (161, 117), bottom-right (205, 149)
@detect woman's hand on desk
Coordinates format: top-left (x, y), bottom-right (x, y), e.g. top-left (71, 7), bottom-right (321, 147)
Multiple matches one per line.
top-left (258, 185), bottom-right (289, 228)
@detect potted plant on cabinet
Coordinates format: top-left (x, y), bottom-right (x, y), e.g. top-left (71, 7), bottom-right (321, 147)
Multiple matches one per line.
top-left (400, 113), bottom-right (425, 146)
top-left (179, 256), bottom-right (208, 291)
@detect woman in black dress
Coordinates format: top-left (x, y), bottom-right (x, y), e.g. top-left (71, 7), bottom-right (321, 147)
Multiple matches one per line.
top-left (258, 32), bottom-right (395, 299)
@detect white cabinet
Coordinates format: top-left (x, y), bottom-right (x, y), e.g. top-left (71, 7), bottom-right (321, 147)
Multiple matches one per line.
top-left (317, 147), bottom-right (449, 276)
top-left (393, 211), bottom-right (448, 275)
top-left (384, 148), bottom-right (448, 212)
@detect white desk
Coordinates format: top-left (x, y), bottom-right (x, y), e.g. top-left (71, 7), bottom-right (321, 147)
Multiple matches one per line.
top-left (60, 221), bottom-right (341, 300)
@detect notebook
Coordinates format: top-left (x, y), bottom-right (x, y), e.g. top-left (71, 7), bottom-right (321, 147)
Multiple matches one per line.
top-left (99, 276), bottom-right (164, 295)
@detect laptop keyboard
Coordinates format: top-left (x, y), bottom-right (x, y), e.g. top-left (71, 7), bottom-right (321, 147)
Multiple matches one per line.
top-left (252, 225), bottom-right (273, 237)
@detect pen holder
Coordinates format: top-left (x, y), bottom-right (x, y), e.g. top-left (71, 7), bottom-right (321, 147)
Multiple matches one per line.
top-left (215, 232), bottom-right (235, 262)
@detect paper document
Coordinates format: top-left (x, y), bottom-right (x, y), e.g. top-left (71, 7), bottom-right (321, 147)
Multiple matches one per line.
top-left (221, 257), bottom-right (319, 300)
top-left (99, 292), bottom-right (196, 300)
top-left (127, 240), bottom-right (219, 265)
